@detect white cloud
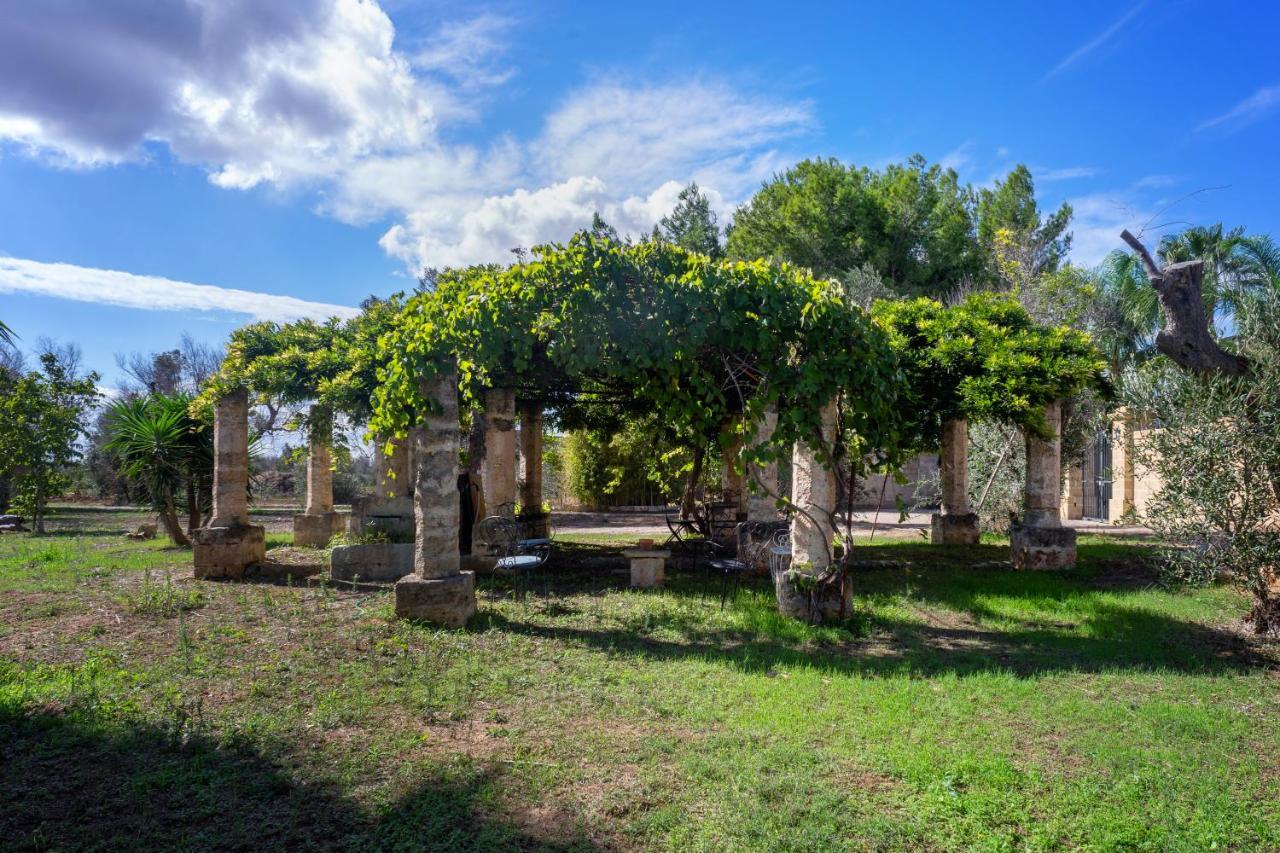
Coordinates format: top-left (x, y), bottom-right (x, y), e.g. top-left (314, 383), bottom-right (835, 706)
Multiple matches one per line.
top-left (1036, 166), bottom-right (1101, 182)
top-left (534, 80), bottom-right (812, 196)
top-left (1045, 2), bottom-right (1147, 79)
top-left (1066, 193), bottom-right (1154, 267)
top-left (1197, 83), bottom-right (1280, 133)
top-left (412, 13), bottom-right (517, 91)
top-left (938, 141), bottom-right (974, 173)
top-left (0, 256), bottom-right (358, 322)
top-left (0, 3), bottom-right (814, 278)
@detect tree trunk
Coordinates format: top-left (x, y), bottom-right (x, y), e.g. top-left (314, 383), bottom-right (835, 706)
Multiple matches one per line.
top-left (681, 446), bottom-right (705, 519)
top-left (33, 483), bottom-right (45, 535)
top-left (186, 478), bottom-right (200, 533)
top-left (160, 489), bottom-right (191, 547)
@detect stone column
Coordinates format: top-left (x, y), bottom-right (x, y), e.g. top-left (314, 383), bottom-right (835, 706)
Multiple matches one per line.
top-left (482, 388), bottom-right (517, 515)
top-left (746, 408), bottom-right (780, 523)
top-left (721, 420), bottom-right (746, 515)
top-left (519, 401), bottom-right (547, 538)
top-left (778, 399), bottom-right (850, 622)
top-left (930, 418), bottom-right (979, 545)
top-left (375, 438), bottom-right (411, 499)
top-left (788, 400), bottom-right (838, 573)
top-left (1011, 400), bottom-right (1077, 569)
top-left (396, 363), bottom-right (476, 627)
top-left (194, 387), bottom-right (265, 578)
top-left (294, 405), bottom-right (341, 547)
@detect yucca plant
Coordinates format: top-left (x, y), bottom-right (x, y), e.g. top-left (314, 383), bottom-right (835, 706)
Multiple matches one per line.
top-left (104, 394), bottom-right (211, 546)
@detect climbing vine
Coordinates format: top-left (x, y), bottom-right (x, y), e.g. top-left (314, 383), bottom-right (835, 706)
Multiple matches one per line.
top-left (372, 233), bottom-right (904, 478)
top-left (872, 293), bottom-right (1106, 452)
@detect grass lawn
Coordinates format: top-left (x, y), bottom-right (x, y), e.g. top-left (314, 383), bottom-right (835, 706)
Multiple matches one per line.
top-left (2, 509), bottom-right (1278, 851)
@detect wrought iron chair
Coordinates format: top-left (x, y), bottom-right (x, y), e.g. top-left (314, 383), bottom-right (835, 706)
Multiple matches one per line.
top-left (708, 530), bottom-right (773, 610)
top-left (475, 515), bottom-right (552, 599)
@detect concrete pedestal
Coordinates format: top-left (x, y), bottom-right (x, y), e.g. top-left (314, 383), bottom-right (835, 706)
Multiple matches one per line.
top-left (394, 572), bottom-right (477, 627)
top-left (193, 524), bottom-right (266, 579)
top-left (930, 512), bottom-right (980, 545)
top-left (330, 542), bottom-right (414, 582)
top-left (623, 549), bottom-right (669, 588)
top-left (1011, 524), bottom-right (1077, 570)
top-left (293, 511), bottom-right (343, 548)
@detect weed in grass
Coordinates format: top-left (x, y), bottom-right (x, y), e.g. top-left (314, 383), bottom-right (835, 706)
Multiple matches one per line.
top-left (120, 569), bottom-right (205, 617)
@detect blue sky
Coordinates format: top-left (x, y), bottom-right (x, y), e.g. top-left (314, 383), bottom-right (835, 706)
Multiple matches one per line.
top-left (1, 0), bottom-right (1277, 386)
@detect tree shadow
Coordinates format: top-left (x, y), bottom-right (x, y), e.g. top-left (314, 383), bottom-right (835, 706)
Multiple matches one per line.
top-left (472, 539), bottom-right (1274, 680)
top-left (0, 706), bottom-right (599, 852)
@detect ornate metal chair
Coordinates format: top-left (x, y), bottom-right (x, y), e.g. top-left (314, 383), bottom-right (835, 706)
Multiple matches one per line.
top-left (708, 530), bottom-right (774, 609)
top-left (474, 515), bottom-right (552, 598)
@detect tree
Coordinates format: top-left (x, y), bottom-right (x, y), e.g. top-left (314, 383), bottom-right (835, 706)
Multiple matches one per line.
top-left (104, 394), bottom-right (213, 546)
top-left (0, 352), bottom-right (100, 532)
top-left (726, 155), bottom-right (987, 298)
top-left (656, 182), bottom-right (723, 258)
top-left (1119, 228), bottom-right (1280, 634)
top-left (978, 165), bottom-right (1072, 278)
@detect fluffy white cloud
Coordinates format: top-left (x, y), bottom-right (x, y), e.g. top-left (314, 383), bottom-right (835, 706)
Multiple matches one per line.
top-left (0, 2), bottom-right (813, 276)
top-left (535, 80), bottom-right (811, 197)
top-left (0, 256), bottom-right (358, 322)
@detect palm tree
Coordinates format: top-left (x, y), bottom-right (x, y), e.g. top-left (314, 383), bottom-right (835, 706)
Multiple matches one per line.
top-left (104, 394), bottom-right (211, 546)
top-left (1158, 224), bottom-right (1274, 332)
top-left (1091, 249), bottom-right (1160, 372)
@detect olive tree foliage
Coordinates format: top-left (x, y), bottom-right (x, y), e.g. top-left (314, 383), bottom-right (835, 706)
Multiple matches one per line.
top-left (1120, 230), bottom-right (1280, 635)
top-left (726, 155), bottom-right (989, 299)
top-left (372, 233), bottom-right (905, 520)
top-left (0, 351), bottom-right (100, 532)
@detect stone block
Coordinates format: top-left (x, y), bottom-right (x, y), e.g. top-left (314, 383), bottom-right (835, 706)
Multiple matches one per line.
top-left (293, 511), bottom-right (342, 548)
top-left (193, 524), bottom-right (266, 580)
top-left (1010, 524), bottom-right (1077, 570)
top-left (394, 572), bottom-right (477, 627)
top-left (349, 495), bottom-right (415, 541)
top-left (622, 549), bottom-right (669, 588)
top-left (330, 543), bottom-right (414, 583)
top-left (930, 513), bottom-right (980, 546)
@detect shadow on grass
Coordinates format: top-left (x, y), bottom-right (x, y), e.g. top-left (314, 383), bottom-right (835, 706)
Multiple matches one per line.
top-left (474, 540), bottom-right (1273, 680)
top-left (0, 706), bottom-right (598, 852)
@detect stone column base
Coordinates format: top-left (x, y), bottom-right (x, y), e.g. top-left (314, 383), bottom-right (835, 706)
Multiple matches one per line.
top-left (394, 572), bottom-right (477, 627)
top-left (330, 543), bottom-right (414, 582)
top-left (193, 524), bottom-right (266, 579)
top-left (293, 511), bottom-right (342, 548)
top-left (1010, 524), bottom-right (1077, 570)
top-left (930, 513), bottom-right (980, 545)
top-left (774, 570), bottom-right (852, 624)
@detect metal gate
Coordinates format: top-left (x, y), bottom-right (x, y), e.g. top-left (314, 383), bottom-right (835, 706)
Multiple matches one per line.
top-left (1080, 428), bottom-right (1112, 521)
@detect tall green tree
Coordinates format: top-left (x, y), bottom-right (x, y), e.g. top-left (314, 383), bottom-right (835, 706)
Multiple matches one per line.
top-left (978, 165), bottom-right (1072, 278)
top-left (726, 156), bottom-right (986, 297)
top-left (656, 182), bottom-right (723, 258)
top-left (0, 352), bottom-right (100, 532)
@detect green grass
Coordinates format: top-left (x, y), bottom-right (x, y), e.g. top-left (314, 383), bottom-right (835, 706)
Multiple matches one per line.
top-left (1, 512), bottom-right (1277, 850)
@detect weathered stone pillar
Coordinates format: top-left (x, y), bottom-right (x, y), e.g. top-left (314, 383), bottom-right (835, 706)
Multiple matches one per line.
top-left (519, 400), bottom-right (547, 538)
top-left (348, 434), bottom-right (415, 541)
top-left (396, 363), bottom-right (476, 626)
top-left (777, 399), bottom-right (851, 622)
top-left (482, 389), bottom-right (517, 514)
top-left (193, 387), bottom-right (265, 578)
top-left (1011, 400), bottom-right (1077, 569)
top-left (473, 388), bottom-right (516, 556)
top-left (721, 419), bottom-right (746, 515)
top-left (746, 408), bottom-right (780, 523)
top-left (293, 405), bottom-right (342, 547)
top-left (930, 418), bottom-right (979, 545)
